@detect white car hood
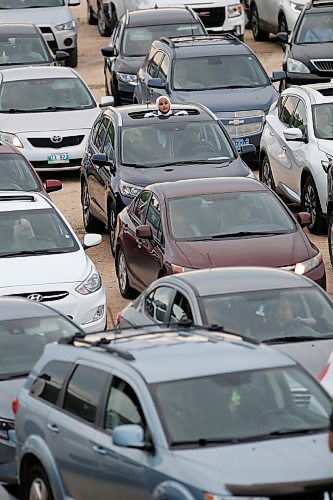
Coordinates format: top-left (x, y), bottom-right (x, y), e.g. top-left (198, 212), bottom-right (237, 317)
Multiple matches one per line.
top-left (0, 6), bottom-right (73, 25)
top-left (0, 251), bottom-right (91, 288)
top-left (0, 107), bottom-right (99, 134)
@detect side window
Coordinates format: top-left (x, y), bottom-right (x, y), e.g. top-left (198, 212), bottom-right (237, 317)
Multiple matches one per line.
top-left (293, 99), bottom-right (307, 136)
top-left (145, 286), bottom-right (174, 322)
top-left (30, 361), bottom-right (72, 405)
top-left (95, 117), bottom-right (110, 150)
top-left (105, 376), bottom-right (145, 431)
top-left (148, 51), bottom-right (164, 78)
top-left (64, 365), bottom-right (109, 424)
top-left (280, 96), bottom-right (299, 127)
top-left (146, 194), bottom-right (162, 240)
top-left (90, 117), bottom-right (101, 147)
top-left (158, 54), bottom-right (169, 82)
top-left (133, 190), bottom-right (151, 223)
top-left (170, 292), bottom-right (194, 324)
top-left (111, 21), bottom-right (121, 49)
top-left (102, 121), bottom-right (115, 159)
top-left (277, 95), bottom-right (287, 119)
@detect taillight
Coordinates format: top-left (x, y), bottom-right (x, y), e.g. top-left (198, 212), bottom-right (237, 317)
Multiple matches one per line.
top-left (318, 364), bottom-right (329, 381)
top-left (12, 398), bottom-right (19, 416)
top-left (115, 312), bottom-right (122, 327)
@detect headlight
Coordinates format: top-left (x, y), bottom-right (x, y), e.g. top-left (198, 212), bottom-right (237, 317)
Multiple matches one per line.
top-left (119, 179), bottom-right (142, 198)
top-left (171, 263), bottom-right (194, 273)
top-left (294, 253), bottom-right (323, 275)
top-left (286, 58), bottom-right (310, 73)
top-left (116, 72), bottom-right (138, 84)
top-left (290, 1), bottom-right (303, 12)
top-left (76, 267), bottom-right (101, 295)
top-left (321, 153), bottom-right (333, 173)
top-left (0, 132), bottom-right (23, 148)
top-left (228, 4), bottom-right (243, 17)
top-left (0, 418), bottom-right (15, 441)
top-left (55, 20), bottom-right (76, 31)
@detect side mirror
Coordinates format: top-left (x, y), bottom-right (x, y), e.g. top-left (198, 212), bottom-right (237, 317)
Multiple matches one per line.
top-left (297, 212), bottom-right (311, 227)
top-left (112, 424), bottom-right (145, 449)
top-left (276, 32), bottom-right (289, 45)
top-left (136, 225), bottom-right (153, 240)
top-left (55, 50), bottom-right (69, 62)
top-left (45, 179), bottom-right (62, 193)
top-left (240, 144), bottom-right (256, 155)
top-left (271, 70), bottom-right (286, 82)
top-left (83, 233), bottom-right (102, 249)
top-left (101, 46), bottom-right (116, 57)
top-left (91, 153), bottom-right (113, 167)
top-left (67, 0), bottom-right (80, 5)
top-left (100, 96), bottom-right (115, 107)
top-left (147, 78), bottom-right (166, 90)
top-left (283, 127), bottom-right (304, 142)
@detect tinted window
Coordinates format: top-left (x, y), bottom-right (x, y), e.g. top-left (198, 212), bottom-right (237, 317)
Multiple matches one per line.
top-left (30, 361), bottom-right (72, 405)
top-left (90, 117), bottom-right (102, 147)
top-left (1, 0), bottom-right (64, 7)
top-left (0, 153), bottom-right (39, 191)
top-left (145, 286), bottom-right (174, 322)
top-left (146, 194), bottom-right (161, 240)
top-left (102, 121), bottom-right (115, 159)
top-left (313, 103), bottom-right (333, 140)
top-left (158, 54), bottom-right (169, 82)
top-left (133, 190), bottom-right (151, 223)
top-left (296, 12), bottom-right (333, 44)
top-left (170, 292), bottom-right (193, 324)
top-left (280, 96), bottom-right (299, 127)
top-left (293, 99), bottom-right (307, 136)
top-left (64, 365), bottom-right (109, 423)
top-left (105, 377), bottom-right (144, 431)
top-left (0, 35), bottom-right (50, 66)
top-left (148, 52), bottom-right (164, 78)
top-left (95, 117), bottom-right (110, 150)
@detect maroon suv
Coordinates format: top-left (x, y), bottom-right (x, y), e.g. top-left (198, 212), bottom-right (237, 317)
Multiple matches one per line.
top-left (115, 177), bottom-right (325, 298)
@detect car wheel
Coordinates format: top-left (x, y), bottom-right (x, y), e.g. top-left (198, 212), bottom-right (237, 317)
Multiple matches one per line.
top-left (278, 13), bottom-right (288, 50)
top-left (116, 248), bottom-right (137, 299)
top-left (251, 4), bottom-right (269, 41)
top-left (24, 464), bottom-right (54, 500)
top-left (260, 155), bottom-right (276, 191)
top-left (81, 181), bottom-right (104, 233)
top-left (328, 213), bottom-right (333, 266)
top-left (87, 2), bottom-right (97, 25)
top-left (301, 176), bottom-right (326, 235)
top-left (66, 47), bottom-right (78, 68)
top-left (108, 202), bottom-right (117, 257)
top-left (98, 5), bottom-right (112, 37)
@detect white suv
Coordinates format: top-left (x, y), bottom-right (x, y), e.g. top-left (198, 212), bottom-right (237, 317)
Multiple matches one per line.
top-left (0, 191), bottom-right (107, 332)
top-left (0, 0), bottom-right (80, 67)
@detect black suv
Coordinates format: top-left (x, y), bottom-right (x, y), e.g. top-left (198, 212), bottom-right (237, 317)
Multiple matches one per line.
top-left (134, 35), bottom-right (285, 161)
top-left (101, 7), bottom-right (206, 106)
top-left (278, 0), bottom-right (333, 86)
top-left (80, 102), bottom-right (254, 253)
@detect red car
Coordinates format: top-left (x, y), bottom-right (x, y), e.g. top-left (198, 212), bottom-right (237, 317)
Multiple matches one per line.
top-left (0, 142), bottom-right (62, 196)
top-left (115, 177), bottom-right (325, 298)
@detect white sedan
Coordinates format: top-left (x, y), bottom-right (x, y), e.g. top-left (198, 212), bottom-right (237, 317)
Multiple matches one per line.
top-left (260, 83), bottom-right (333, 234)
top-left (0, 66), bottom-right (102, 171)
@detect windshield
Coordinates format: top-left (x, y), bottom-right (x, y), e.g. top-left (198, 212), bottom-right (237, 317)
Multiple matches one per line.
top-left (0, 208), bottom-right (79, 256)
top-left (200, 287), bottom-right (333, 342)
top-left (122, 23), bottom-right (205, 56)
top-left (167, 191), bottom-right (295, 241)
top-left (0, 315), bottom-right (78, 378)
top-left (151, 366), bottom-right (330, 447)
top-left (172, 54), bottom-right (270, 91)
top-left (0, 77), bottom-right (95, 113)
top-left (0, 153), bottom-right (40, 191)
top-left (296, 12), bottom-right (333, 44)
top-left (313, 103), bottom-right (333, 140)
top-left (0, 35), bottom-right (51, 65)
top-left (0, 0), bottom-right (64, 8)
top-left (121, 121), bottom-right (235, 166)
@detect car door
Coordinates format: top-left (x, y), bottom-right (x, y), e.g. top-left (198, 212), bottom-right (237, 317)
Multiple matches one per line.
top-left (137, 50), bottom-right (165, 103)
top-left (94, 118), bottom-right (116, 222)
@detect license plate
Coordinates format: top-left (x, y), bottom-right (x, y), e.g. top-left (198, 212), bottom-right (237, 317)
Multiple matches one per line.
top-left (233, 138), bottom-right (250, 151)
top-left (47, 152), bottom-right (69, 164)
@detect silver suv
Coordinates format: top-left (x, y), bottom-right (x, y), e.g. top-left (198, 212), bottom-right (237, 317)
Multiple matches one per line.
top-left (0, 0), bottom-right (80, 67)
top-left (16, 327), bottom-right (333, 499)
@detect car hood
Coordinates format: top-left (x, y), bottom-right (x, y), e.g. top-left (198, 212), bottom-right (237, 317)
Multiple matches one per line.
top-left (113, 56), bottom-right (146, 74)
top-left (0, 6), bottom-right (73, 24)
top-left (291, 42), bottom-right (333, 64)
top-left (0, 378), bottom-right (25, 420)
top-left (173, 86), bottom-right (277, 114)
top-left (0, 107), bottom-right (99, 134)
top-left (174, 232), bottom-right (311, 268)
top-left (0, 251), bottom-right (91, 288)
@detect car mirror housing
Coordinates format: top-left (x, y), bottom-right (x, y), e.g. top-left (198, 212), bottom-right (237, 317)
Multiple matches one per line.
top-left (147, 78), bottom-right (166, 89)
top-left (91, 153), bottom-right (113, 167)
top-left (112, 424), bottom-right (145, 449)
top-left (45, 179), bottom-right (62, 193)
top-left (136, 225), bottom-right (153, 240)
top-left (101, 46), bottom-right (116, 58)
top-left (271, 70), bottom-right (286, 82)
top-left (55, 50), bottom-right (69, 62)
top-left (100, 96), bottom-right (115, 107)
top-left (297, 212), bottom-right (311, 227)
top-left (283, 128), bottom-right (304, 142)
top-left (276, 32), bottom-right (289, 45)
top-left (83, 233), bottom-right (102, 249)
top-left (240, 144), bottom-right (256, 155)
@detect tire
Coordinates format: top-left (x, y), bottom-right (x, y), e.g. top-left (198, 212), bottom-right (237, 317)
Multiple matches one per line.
top-left (260, 154), bottom-right (276, 191)
top-left (328, 213), bottom-right (333, 266)
top-left (98, 5), bottom-right (112, 37)
top-left (251, 4), bottom-right (270, 41)
top-left (87, 2), bottom-right (97, 25)
top-left (301, 176), bottom-right (326, 235)
top-left (278, 13), bottom-right (288, 51)
top-left (66, 47), bottom-right (78, 68)
top-left (81, 180), bottom-right (104, 233)
top-left (108, 201), bottom-right (117, 257)
top-left (116, 248), bottom-right (137, 299)
top-left (23, 464), bottom-right (54, 500)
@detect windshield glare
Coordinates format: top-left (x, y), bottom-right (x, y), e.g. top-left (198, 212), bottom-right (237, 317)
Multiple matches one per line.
top-left (0, 0), bottom-right (64, 8)
top-left (0, 154), bottom-right (39, 191)
top-left (0, 208), bottom-right (79, 255)
top-left (172, 55), bottom-right (269, 91)
top-left (168, 191), bottom-right (295, 240)
top-left (296, 12), bottom-right (333, 44)
top-left (151, 367), bottom-right (330, 446)
top-left (200, 287), bottom-right (333, 342)
top-left (0, 36), bottom-right (50, 65)
top-left (121, 121), bottom-right (235, 166)
top-left (313, 104), bottom-right (333, 140)
top-left (0, 315), bottom-right (77, 378)
top-left (0, 78), bottom-right (95, 112)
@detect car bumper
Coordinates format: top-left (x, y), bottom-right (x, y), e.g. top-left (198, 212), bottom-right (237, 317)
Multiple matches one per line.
top-left (285, 72), bottom-right (333, 86)
top-left (0, 438), bottom-right (16, 485)
top-left (200, 13), bottom-right (245, 36)
top-left (117, 81), bottom-right (137, 105)
top-left (39, 25), bottom-right (77, 53)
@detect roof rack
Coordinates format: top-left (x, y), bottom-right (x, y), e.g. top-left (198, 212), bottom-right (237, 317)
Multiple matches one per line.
top-left (0, 194), bottom-right (36, 202)
top-left (159, 34), bottom-right (237, 47)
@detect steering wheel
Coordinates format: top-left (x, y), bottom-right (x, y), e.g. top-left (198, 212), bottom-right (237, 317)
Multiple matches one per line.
top-left (231, 76), bottom-right (254, 86)
top-left (192, 143), bottom-right (216, 154)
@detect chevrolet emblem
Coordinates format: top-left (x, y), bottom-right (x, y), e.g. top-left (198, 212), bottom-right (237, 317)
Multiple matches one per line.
top-left (228, 119), bottom-right (244, 126)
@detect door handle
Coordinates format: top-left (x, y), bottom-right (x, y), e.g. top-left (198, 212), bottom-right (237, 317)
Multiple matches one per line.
top-left (47, 423), bottom-right (59, 433)
top-left (92, 445), bottom-right (107, 455)
top-left (281, 145), bottom-right (286, 151)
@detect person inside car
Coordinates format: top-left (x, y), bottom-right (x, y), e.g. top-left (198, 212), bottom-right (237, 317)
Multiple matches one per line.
top-left (304, 15), bottom-right (333, 43)
top-left (11, 38), bottom-right (44, 63)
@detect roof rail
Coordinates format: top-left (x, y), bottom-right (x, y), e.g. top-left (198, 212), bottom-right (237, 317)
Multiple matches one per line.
top-left (0, 194), bottom-right (36, 202)
top-left (312, 0), bottom-right (333, 5)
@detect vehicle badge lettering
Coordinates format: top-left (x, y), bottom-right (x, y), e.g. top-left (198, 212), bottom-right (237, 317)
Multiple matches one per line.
top-left (27, 293), bottom-right (43, 302)
top-left (51, 135), bottom-right (62, 144)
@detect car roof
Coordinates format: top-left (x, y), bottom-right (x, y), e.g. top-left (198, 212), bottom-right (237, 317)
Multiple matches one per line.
top-left (0, 23), bottom-right (39, 35)
top-left (163, 266), bottom-right (317, 296)
top-left (0, 66), bottom-right (77, 82)
top-left (0, 191), bottom-right (51, 212)
top-left (156, 34), bottom-right (250, 58)
top-left (125, 7), bottom-right (200, 26)
top-left (148, 176), bottom-right (267, 199)
top-left (291, 83), bottom-right (333, 104)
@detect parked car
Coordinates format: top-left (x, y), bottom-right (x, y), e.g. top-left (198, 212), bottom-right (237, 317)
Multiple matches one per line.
top-left (81, 101), bottom-right (255, 253)
top-left (114, 176), bottom-right (325, 298)
top-left (0, 141), bottom-right (62, 195)
top-left (15, 326), bottom-right (333, 499)
top-left (249, 0), bottom-right (307, 41)
top-left (0, 0), bottom-right (80, 68)
top-left (0, 66), bottom-right (101, 172)
top-left (0, 297), bottom-right (84, 485)
top-left (101, 7), bottom-right (207, 105)
top-left (277, 0), bottom-right (333, 87)
top-left (134, 34), bottom-right (285, 160)
top-left (0, 24), bottom-right (68, 69)
top-left (260, 82), bottom-right (333, 235)
top-left (0, 191), bottom-right (106, 332)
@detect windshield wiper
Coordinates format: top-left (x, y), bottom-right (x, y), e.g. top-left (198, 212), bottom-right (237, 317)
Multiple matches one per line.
top-left (153, 160), bottom-right (231, 167)
top-left (171, 437), bottom-right (243, 447)
top-left (0, 249), bottom-right (64, 258)
top-left (0, 108), bottom-right (33, 114)
top-left (0, 371), bottom-right (30, 380)
top-left (211, 231), bottom-right (280, 239)
top-left (267, 427), bottom-right (326, 437)
top-left (266, 335), bottom-right (322, 344)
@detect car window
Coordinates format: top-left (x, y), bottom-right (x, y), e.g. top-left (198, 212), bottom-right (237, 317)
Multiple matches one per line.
top-left (30, 361), bottom-right (72, 405)
top-left (0, 153), bottom-right (39, 191)
top-left (277, 95), bottom-right (287, 119)
top-left (296, 12), bottom-right (333, 44)
top-left (313, 103), bottom-right (333, 140)
top-left (293, 99), bottom-right (307, 136)
top-left (133, 190), bottom-right (151, 223)
top-left (63, 365), bottom-right (109, 424)
top-left (146, 194), bottom-right (162, 240)
top-left (158, 54), bottom-right (169, 83)
top-left (148, 51), bottom-right (164, 78)
top-left (102, 121), bottom-right (115, 159)
top-left (95, 117), bottom-right (110, 150)
top-left (105, 376), bottom-right (145, 431)
top-left (170, 292), bottom-right (194, 324)
top-left (90, 117), bottom-right (102, 147)
top-left (111, 21), bottom-right (121, 49)
top-left (280, 96), bottom-right (299, 127)
top-left (0, 35), bottom-right (51, 66)
top-left (145, 286), bottom-right (174, 323)
top-left (0, 0), bottom-right (65, 8)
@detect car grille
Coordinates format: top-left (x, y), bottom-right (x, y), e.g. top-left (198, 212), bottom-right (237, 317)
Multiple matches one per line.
top-left (9, 291), bottom-right (69, 302)
top-left (39, 26), bottom-right (58, 52)
top-left (311, 59), bottom-right (333, 72)
top-left (192, 7), bottom-right (226, 28)
top-left (219, 109), bottom-right (265, 138)
top-left (28, 136), bottom-right (85, 149)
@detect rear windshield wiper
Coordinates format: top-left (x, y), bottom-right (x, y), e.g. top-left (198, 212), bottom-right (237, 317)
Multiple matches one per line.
top-left (211, 231), bottom-right (280, 239)
top-left (266, 335), bottom-right (322, 344)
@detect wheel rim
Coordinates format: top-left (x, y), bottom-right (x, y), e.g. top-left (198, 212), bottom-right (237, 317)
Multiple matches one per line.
top-left (29, 478), bottom-right (49, 500)
top-left (262, 158), bottom-right (274, 189)
top-left (304, 184), bottom-right (317, 226)
top-left (252, 8), bottom-right (259, 37)
top-left (98, 10), bottom-right (106, 32)
top-left (82, 183), bottom-right (90, 227)
top-left (108, 207), bottom-right (116, 250)
top-left (279, 17), bottom-right (287, 32)
top-left (118, 252), bottom-right (127, 293)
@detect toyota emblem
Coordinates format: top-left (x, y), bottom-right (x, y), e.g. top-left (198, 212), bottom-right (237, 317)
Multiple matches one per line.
top-left (27, 294), bottom-right (43, 302)
top-left (51, 135), bottom-right (62, 144)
